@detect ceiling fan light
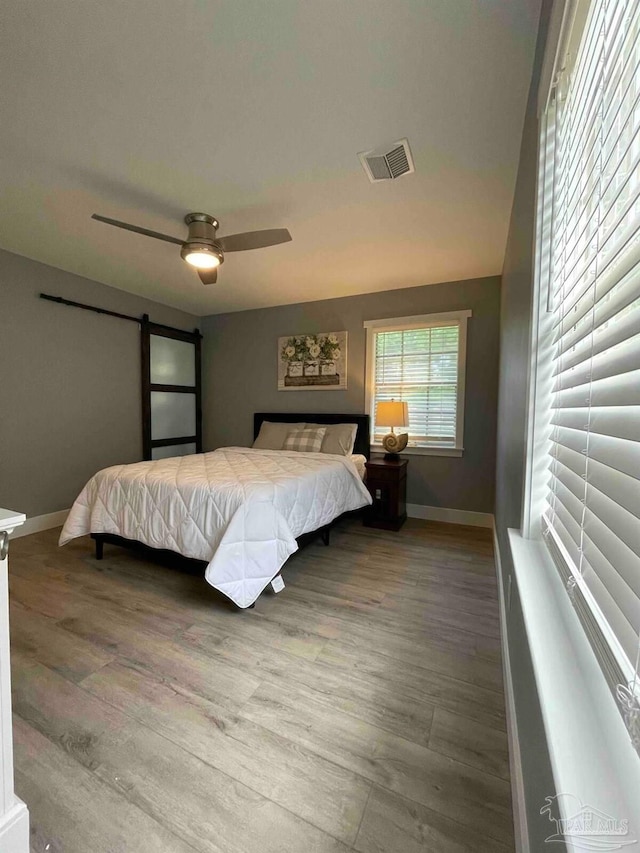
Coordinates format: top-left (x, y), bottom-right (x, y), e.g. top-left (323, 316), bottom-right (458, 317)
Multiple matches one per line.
top-left (181, 243), bottom-right (222, 269)
top-left (186, 251), bottom-right (219, 270)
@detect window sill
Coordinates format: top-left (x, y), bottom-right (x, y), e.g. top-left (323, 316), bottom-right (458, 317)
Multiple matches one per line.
top-left (507, 529), bottom-right (640, 843)
top-left (371, 444), bottom-right (463, 458)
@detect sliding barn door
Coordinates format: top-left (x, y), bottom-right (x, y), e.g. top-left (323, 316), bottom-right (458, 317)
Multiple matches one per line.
top-left (141, 316), bottom-right (202, 461)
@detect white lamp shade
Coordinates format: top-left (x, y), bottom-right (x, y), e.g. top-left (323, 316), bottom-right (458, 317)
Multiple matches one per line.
top-left (375, 400), bottom-right (409, 428)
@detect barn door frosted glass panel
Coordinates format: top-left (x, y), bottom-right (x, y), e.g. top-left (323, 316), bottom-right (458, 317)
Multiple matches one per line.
top-left (150, 391), bottom-right (196, 440)
top-left (141, 320), bottom-right (202, 461)
top-left (151, 443), bottom-right (197, 461)
top-left (150, 335), bottom-right (196, 387)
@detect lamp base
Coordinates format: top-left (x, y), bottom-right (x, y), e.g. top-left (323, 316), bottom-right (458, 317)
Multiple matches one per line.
top-left (381, 431), bottom-right (408, 456)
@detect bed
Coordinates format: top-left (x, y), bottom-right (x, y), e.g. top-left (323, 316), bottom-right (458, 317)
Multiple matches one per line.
top-left (59, 413), bottom-right (371, 608)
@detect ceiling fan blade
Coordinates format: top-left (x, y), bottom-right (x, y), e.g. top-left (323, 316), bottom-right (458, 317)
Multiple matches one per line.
top-left (91, 214), bottom-right (183, 246)
top-left (217, 228), bottom-right (292, 253)
top-left (198, 268), bottom-right (217, 285)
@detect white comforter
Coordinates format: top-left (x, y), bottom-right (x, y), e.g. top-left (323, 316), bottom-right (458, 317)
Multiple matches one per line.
top-left (59, 447), bottom-right (372, 607)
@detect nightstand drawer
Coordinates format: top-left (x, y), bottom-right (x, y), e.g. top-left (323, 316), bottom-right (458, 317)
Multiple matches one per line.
top-left (366, 465), bottom-right (407, 484)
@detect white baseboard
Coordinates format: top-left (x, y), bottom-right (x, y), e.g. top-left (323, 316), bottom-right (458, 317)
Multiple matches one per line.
top-left (0, 798), bottom-right (29, 853)
top-left (9, 509), bottom-right (68, 539)
top-left (406, 503), bottom-right (494, 528)
top-left (493, 527), bottom-right (529, 853)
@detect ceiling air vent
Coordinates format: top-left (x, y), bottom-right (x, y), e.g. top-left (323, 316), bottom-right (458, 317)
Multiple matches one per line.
top-left (358, 138), bottom-right (415, 183)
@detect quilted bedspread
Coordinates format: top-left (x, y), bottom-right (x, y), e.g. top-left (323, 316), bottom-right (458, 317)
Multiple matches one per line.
top-left (59, 447), bottom-right (372, 608)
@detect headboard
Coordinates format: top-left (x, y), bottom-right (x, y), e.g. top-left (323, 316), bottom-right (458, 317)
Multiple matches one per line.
top-left (253, 412), bottom-right (371, 459)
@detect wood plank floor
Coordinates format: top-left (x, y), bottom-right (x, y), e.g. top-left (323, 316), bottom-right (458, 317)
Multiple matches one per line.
top-left (8, 517), bottom-right (513, 853)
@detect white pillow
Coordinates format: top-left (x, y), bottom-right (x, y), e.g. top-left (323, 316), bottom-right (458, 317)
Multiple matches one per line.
top-left (253, 421), bottom-right (305, 450)
top-left (282, 427), bottom-right (327, 453)
top-left (306, 422), bottom-right (358, 456)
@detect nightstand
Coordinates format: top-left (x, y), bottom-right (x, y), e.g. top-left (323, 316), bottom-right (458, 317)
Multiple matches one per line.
top-left (363, 457), bottom-right (408, 531)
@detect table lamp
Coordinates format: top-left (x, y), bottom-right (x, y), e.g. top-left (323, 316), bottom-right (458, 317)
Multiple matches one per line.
top-left (375, 400), bottom-right (409, 460)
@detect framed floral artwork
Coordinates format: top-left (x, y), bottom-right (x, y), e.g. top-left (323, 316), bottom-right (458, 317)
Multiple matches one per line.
top-left (278, 331), bottom-right (348, 390)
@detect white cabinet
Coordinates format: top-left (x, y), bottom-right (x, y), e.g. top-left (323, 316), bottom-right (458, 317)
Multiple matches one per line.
top-left (0, 510), bottom-right (29, 852)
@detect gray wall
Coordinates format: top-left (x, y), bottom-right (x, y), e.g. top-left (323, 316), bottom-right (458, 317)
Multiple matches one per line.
top-left (201, 276), bottom-right (500, 513)
top-left (2, 250), bottom-right (499, 517)
top-left (495, 1), bottom-right (564, 850)
top-left (0, 249), bottom-right (199, 517)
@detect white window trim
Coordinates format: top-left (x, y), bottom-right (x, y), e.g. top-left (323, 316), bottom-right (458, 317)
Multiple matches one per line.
top-left (508, 1), bottom-right (640, 844)
top-left (522, 103), bottom-right (556, 541)
top-left (507, 529), bottom-right (640, 847)
top-left (523, 0), bottom-right (640, 694)
top-left (516, 125), bottom-right (640, 839)
top-left (364, 310), bottom-right (471, 456)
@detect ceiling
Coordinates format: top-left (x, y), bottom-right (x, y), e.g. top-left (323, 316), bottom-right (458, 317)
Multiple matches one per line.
top-left (0, 0), bottom-right (541, 316)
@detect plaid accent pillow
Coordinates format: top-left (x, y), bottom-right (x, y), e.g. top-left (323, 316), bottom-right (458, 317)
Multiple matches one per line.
top-left (253, 421), bottom-right (305, 450)
top-left (282, 427), bottom-right (327, 453)
top-left (306, 422), bottom-right (357, 456)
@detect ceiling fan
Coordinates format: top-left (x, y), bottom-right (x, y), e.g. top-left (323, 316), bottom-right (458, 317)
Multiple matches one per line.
top-left (91, 212), bottom-right (292, 284)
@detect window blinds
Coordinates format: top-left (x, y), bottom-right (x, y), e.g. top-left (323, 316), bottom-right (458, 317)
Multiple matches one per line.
top-left (542, 0), bottom-right (640, 703)
top-left (372, 324), bottom-right (460, 447)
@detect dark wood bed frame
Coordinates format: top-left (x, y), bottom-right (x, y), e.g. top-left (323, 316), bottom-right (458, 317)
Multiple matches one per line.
top-left (91, 412), bottom-right (370, 607)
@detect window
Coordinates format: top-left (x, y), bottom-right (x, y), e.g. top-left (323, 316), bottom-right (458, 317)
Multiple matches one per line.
top-left (528, 0), bottom-right (640, 737)
top-left (364, 311), bottom-right (471, 455)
